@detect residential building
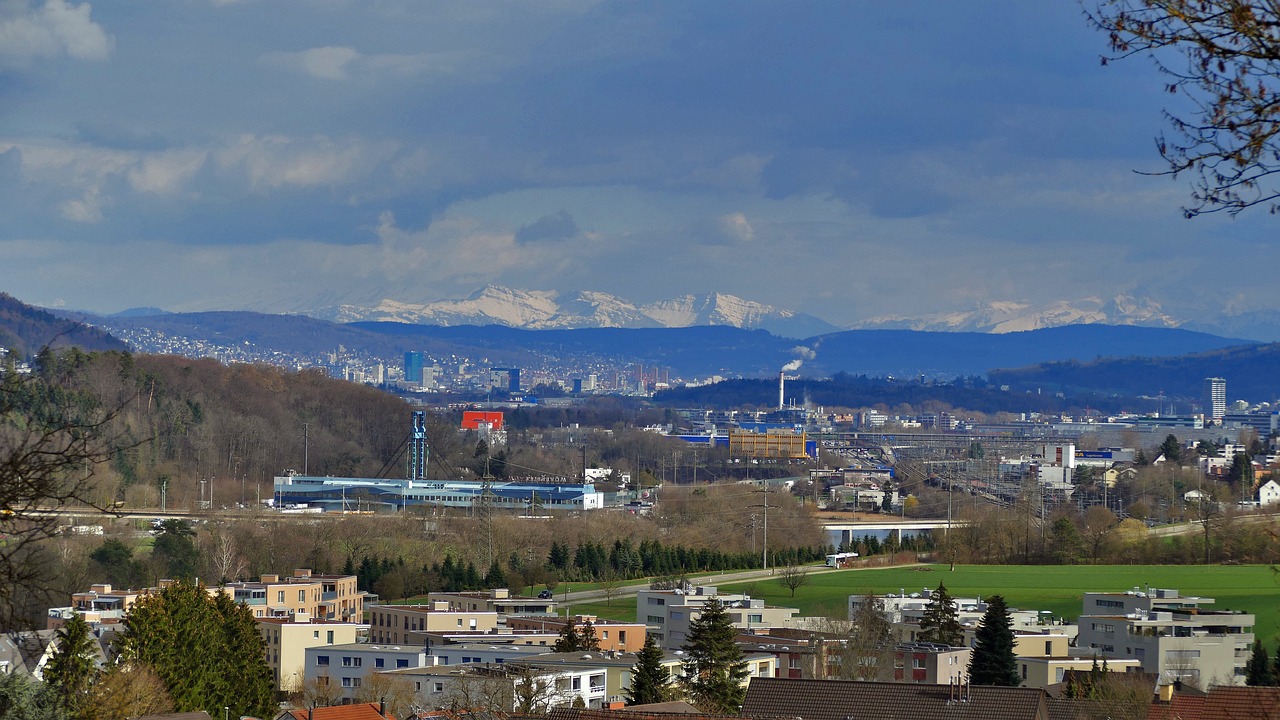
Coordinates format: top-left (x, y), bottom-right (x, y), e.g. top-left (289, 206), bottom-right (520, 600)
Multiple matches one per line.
top-left (427, 588), bottom-right (556, 616)
top-left (52, 583), bottom-right (149, 629)
top-left (382, 662), bottom-right (609, 711)
top-left (504, 616), bottom-right (645, 653)
top-left (303, 643), bottom-right (432, 703)
top-left (367, 603), bottom-right (500, 645)
top-left (1203, 377), bottom-right (1227, 422)
top-left (1016, 655), bottom-right (1142, 689)
top-left (891, 643), bottom-right (970, 684)
top-left (258, 618), bottom-right (364, 692)
top-left (1076, 589), bottom-right (1254, 686)
top-left (222, 568), bottom-right (364, 622)
top-left (1259, 479), bottom-right (1280, 507)
top-left (637, 586), bottom-right (799, 650)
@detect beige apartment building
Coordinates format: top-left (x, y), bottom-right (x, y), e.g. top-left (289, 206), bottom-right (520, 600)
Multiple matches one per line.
top-left (426, 588), bottom-right (556, 616)
top-left (223, 568), bottom-right (364, 622)
top-left (258, 618), bottom-right (364, 691)
top-left (367, 603), bottom-right (500, 645)
top-left (504, 616), bottom-right (646, 653)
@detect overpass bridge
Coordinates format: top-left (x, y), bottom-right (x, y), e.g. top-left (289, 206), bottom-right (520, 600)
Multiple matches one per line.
top-left (821, 518), bottom-right (965, 546)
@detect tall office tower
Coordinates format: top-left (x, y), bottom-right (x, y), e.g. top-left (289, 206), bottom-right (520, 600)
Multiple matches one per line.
top-left (404, 351), bottom-right (425, 386)
top-left (1203, 377), bottom-right (1226, 421)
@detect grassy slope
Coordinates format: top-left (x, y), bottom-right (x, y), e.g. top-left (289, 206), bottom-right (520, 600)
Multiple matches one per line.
top-left (573, 564), bottom-right (1280, 644)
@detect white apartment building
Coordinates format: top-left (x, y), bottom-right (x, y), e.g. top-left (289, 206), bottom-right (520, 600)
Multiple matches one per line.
top-left (303, 643), bottom-right (432, 703)
top-left (637, 586), bottom-right (799, 650)
top-left (1076, 589), bottom-right (1253, 686)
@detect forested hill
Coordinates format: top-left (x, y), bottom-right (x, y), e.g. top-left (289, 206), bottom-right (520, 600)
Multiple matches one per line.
top-left (988, 342), bottom-right (1280, 400)
top-left (0, 293), bottom-right (127, 357)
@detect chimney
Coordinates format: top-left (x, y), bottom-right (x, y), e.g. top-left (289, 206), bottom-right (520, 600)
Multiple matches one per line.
top-left (779, 371), bottom-right (785, 410)
top-left (379, 698), bottom-right (387, 717)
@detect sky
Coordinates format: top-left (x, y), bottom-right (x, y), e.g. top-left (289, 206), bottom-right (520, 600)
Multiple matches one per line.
top-left (1, 0), bottom-right (1277, 328)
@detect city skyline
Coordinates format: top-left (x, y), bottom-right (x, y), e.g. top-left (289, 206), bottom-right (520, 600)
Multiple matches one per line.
top-left (2, 1), bottom-right (1279, 329)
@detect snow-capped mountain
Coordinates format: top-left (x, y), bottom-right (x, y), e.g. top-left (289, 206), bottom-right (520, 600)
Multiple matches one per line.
top-left (850, 295), bottom-right (1182, 334)
top-left (309, 286), bottom-right (840, 338)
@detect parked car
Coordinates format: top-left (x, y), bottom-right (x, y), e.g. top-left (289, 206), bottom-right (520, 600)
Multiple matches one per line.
top-left (538, 590), bottom-right (553, 599)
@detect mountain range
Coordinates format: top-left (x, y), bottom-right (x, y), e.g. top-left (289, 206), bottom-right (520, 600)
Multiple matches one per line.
top-left (300, 288), bottom-right (1280, 342)
top-left (307, 286), bottom-right (840, 339)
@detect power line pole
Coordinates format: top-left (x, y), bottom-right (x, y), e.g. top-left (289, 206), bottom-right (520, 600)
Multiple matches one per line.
top-left (754, 488), bottom-right (771, 572)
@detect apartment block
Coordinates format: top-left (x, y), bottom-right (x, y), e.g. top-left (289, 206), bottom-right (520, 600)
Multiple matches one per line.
top-left (367, 603), bottom-right (500, 645)
top-left (426, 588), bottom-right (556, 616)
top-left (223, 568), bottom-right (363, 622)
top-left (304, 642), bottom-right (432, 703)
top-left (637, 586), bottom-right (798, 650)
top-left (258, 618), bottom-right (364, 691)
top-left (504, 616), bottom-right (645, 653)
top-left (1076, 589), bottom-right (1253, 686)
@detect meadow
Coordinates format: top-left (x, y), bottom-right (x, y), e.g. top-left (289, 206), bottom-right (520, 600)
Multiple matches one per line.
top-left (569, 564), bottom-right (1280, 644)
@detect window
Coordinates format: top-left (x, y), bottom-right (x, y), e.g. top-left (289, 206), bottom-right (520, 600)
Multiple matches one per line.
top-left (601, 630), bottom-right (608, 639)
top-left (1045, 641), bottom-right (1052, 656)
top-left (647, 597), bottom-right (665, 606)
top-left (647, 615), bottom-right (663, 624)
top-left (327, 630), bottom-right (334, 644)
top-left (434, 683), bottom-right (444, 693)
top-left (619, 631), bottom-right (627, 644)
top-left (375, 658), bottom-right (385, 668)
top-left (913, 658), bottom-right (926, 669)
top-left (1095, 599), bottom-right (1125, 609)
top-left (277, 591), bottom-right (285, 603)
top-left (671, 612), bottom-right (684, 620)
top-left (298, 590), bottom-right (306, 602)
top-left (313, 630), bottom-right (320, 639)
top-left (341, 656), bottom-right (362, 668)
top-left (1021, 665), bottom-right (1028, 680)
top-left (748, 614), bottom-right (763, 624)
top-left (789, 656), bottom-right (801, 669)
top-left (397, 659), bottom-right (409, 668)
top-left (316, 656), bottom-right (330, 667)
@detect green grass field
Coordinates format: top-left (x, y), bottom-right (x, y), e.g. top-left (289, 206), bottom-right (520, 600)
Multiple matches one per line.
top-left (573, 564), bottom-right (1280, 644)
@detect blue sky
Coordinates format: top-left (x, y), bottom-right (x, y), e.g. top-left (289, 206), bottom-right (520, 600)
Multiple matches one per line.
top-left (0, 0), bottom-right (1275, 326)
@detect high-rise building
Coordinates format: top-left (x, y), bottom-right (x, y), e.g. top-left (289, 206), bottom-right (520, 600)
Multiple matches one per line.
top-left (404, 351), bottom-right (424, 386)
top-left (1203, 377), bottom-right (1227, 421)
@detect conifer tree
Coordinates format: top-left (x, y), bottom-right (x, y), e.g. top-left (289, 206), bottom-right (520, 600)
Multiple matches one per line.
top-left (680, 599), bottom-right (748, 714)
top-left (626, 635), bottom-right (671, 705)
top-left (42, 613), bottom-right (96, 718)
top-left (918, 583), bottom-right (963, 646)
top-left (116, 580), bottom-right (274, 720)
top-left (554, 616), bottom-right (582, 652)
top-left (580, 619), bottom-right (601, 651)
top-left (1247, 640), bottom-right (1276, 686)
top-left (968, 595), bottom-right (1020, 686)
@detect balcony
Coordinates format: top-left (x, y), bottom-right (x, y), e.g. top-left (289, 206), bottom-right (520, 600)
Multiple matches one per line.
top-left (322, 591), bottom-right (338, 601)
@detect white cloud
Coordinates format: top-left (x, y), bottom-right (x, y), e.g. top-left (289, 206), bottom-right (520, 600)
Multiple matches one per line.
top-left (262, 45), bottom-right (466, 82)
top-left (215, 134), bottom-right (399, 191)
top-left (59, 186), bottom-right (103, 222)
top-left (717, 212), bottom-right (754, 243)
top-left (0, 0), bottom-right (112, 66)
top-left (127, 149), bottom-right (208, 195)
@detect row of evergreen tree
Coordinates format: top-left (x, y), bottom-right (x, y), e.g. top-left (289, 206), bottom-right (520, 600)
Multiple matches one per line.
top-left (348, 540), bottom-right (831, 595)
top-left (545, 538), bottom-right (828, 582)
top-left (834, 532), bottom-right (935, 556)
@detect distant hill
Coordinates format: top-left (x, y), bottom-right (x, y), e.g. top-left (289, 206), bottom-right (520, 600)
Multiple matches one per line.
top-left (0, 293), bottom-right (127, 357)
top-left (95, 310), bottom-right (1256, 382)
top-left (989, 342), bottom-right (1280, 401)
top-left (803, 324), bottom-right (1253, 378)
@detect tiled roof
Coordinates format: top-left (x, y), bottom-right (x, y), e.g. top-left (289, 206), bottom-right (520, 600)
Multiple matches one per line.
top-left (1199, 686), bottom-right (1280, 720)
top-left (547, 709), bottom-right (742, 720)
top-left (277, 703), bottom-right (391, 720)
top-left (618, 702), bottom-right (705, 714)
top-left (742, 677), bottom-right (1051, 720)
top-left (136, 713), bottom-right (215, 720)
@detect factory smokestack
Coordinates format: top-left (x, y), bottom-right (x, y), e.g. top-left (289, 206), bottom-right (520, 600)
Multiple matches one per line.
top-left (779, 371), bottom-right (785, 410)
